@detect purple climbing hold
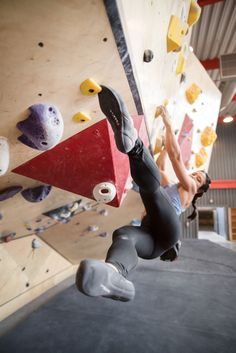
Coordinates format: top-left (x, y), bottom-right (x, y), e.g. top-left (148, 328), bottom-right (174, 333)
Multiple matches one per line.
top-left (21, 185), bottom-right (52, 202)
top-left (0, 186), bottom-right (23, 201)
top-left (17, 103), bottom-right (64, 150)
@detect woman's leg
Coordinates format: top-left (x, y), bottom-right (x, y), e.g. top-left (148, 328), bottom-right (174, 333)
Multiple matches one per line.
top-left (128, 137), bottom-right (162, 193)
top-left (105, 225), bottom-right (157, 277)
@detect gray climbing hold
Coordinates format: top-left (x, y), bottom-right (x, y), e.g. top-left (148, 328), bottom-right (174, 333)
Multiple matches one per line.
top-left (21, 185), bottom-right (52, 202)
top-left (17, 103), bottom-right (64, 150)
top-left (143, 49), bottom-right (154, 63)
top-left (99, 209), bottom-right (108, 216)
top-left (43, 199), bottom-right (81, 223)
top-left (34, 226), bottom-right (45, 235)
top-left (0, 186), bottom-right (23, 201)
top-left (98, 232), bottom-right (109, 238)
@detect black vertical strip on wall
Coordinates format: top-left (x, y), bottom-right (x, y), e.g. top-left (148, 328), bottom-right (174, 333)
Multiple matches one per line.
top-left (103, 0), bottom-right (143, 115)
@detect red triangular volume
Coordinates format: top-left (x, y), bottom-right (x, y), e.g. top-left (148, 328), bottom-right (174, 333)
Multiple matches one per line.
top-left (13, 116), bottom-right (148, 207)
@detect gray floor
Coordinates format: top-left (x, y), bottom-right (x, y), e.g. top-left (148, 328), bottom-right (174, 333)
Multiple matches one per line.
top-left (198, 231), bottom-right (236, 251)
top-left (0, 239), bottom-right (236, 353)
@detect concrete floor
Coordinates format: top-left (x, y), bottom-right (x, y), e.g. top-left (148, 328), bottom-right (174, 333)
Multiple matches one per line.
top-left (198, 231), bottom-right (236, 251)
top-left (1, 233), bottom-right (235, 338)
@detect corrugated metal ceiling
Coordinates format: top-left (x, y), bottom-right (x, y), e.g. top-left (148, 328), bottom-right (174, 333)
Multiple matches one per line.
top-left (190, 0), bottom-right (236, 118)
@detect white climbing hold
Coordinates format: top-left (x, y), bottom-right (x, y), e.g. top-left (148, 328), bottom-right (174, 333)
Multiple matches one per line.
top-left (32, 238), bottom-right (41, 249)
top-left (93, 182), bottom-right (116, 203)
top-left (0, 137), bottom-right (10, 176)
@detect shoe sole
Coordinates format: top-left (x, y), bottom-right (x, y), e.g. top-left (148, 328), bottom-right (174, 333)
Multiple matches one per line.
top-left (98, 86), bottom-right (137, 153)
top-left (76, 259), bottom-right (135, 302)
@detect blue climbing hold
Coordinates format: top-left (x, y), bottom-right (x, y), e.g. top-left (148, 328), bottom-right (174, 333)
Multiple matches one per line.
top-left (21, 185), bottom-right (52, 202)
top-left (0, 186), bottom-right (23, 201)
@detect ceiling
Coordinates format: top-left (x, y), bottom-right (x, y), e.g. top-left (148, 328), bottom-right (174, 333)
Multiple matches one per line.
top-left (190, 0), bottom-right (236, 120)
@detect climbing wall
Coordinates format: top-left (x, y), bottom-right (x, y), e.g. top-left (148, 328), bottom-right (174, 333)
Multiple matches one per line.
top-left (116, 0), bottom-right (221, 179)
top-left (0, 0), bottom-right (139, 239)
top-left (117, 0), bottom-right (193, 130)
top-left (0, 0), bottom-right (145, 319)
top-left (159, 52), bottom-right (221, 182)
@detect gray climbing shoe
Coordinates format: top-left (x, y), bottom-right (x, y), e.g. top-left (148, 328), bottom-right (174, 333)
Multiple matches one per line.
top-left (98, 85), bottom-right (138, 153)
top-left (76, 259), bottom-right (135, 302)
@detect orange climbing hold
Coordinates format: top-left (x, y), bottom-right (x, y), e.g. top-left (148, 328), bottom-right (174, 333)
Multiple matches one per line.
top-left (185, 83), bottom-right (202, 104)
top-left (195, 147), bottom-right (208, 168)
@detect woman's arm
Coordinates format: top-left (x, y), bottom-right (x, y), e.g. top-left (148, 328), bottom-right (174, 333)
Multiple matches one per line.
top-left (156, 149), bottom-right (170, 186)
top-left (159, 106), bottom-right (196, 192)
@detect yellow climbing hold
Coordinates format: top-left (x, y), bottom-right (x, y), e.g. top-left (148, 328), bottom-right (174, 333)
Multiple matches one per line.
top-left (155, 100), bottom-right (169, 118)
top-left (185, 83), bottom-right (202, 104)
top-left (201, 127), bottom-right (217, 147)
top-left (195, 147), bottom-right (208, 168)
top-left (167, 16), bottom-right (189, 52)
top-left (73, 112), bottom-right (91, 123)
top-left (163, 99), bottom-right (169, 107)
top-left (80, 78), bottom-right (102, 96)
top-left (187, 0), bottom-right (201, 27)
top-left (176, 51), bottom-right (186, 75)
top-left (154, 137), bottom-right (164, 155)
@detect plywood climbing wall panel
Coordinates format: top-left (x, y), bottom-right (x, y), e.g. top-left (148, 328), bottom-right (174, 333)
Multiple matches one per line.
top-left (0, 235), bottom-right (72, 307)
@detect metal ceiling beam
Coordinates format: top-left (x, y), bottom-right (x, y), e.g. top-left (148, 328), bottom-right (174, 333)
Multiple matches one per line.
top-left (200, 57), bottom-right (219, 70)
top-left (198, 0), bottom-right (225, 7)
top-left (210, 180), bottom-right (236, 189)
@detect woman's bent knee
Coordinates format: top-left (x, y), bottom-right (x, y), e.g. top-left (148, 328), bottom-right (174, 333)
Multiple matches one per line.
top-left (112, 227), bottom-right (132, 242)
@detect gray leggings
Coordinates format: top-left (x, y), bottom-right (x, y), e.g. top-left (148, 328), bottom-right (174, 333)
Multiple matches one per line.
top-left (105, 138), bottom-right (181, 277)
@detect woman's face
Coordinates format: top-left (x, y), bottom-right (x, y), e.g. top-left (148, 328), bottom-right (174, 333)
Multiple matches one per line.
top-left (190, 171), bottom-right (206, 190)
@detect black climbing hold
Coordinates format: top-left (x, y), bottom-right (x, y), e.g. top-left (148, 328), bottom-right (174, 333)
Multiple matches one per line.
top-left (180, 73), bottom-right (186, 84)
top-left (143, 50), bottom-right (154, 63)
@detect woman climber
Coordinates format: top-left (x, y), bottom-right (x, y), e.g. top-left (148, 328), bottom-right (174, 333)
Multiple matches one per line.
top-left (76, 86), bottom-right (211, 302)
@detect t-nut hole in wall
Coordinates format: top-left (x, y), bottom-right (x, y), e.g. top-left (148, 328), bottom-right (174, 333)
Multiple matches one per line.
top-left (101, 188), bottom-right (109, 194)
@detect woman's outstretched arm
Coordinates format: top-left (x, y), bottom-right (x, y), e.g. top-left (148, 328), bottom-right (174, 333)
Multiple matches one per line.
top-left (156, 148), bottom-right (170, 186)
top-left (159, 106), bottom-right (196, 193)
